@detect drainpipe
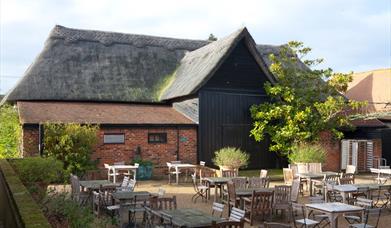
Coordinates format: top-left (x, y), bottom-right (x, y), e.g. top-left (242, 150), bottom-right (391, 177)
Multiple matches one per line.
top-left (38, 124), bottom-right (44, 156)
top-left (176, 127), bottom-right (180, 161)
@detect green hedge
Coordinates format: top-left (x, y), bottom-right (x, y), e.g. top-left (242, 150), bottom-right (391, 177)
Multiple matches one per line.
top-left (0, 159), bottom-right (50, 228)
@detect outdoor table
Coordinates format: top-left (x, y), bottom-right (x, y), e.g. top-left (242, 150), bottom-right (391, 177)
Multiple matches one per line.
top-left (306, 202), bottom-right (364, 228)
top-left (332, 183), bottom-right (391, 203)
top-left (202, 177), bottom-right (232, 202)
top-left (158, 208), bottom-right (224, 227)
top-left (107, 164), bottom-right (138, 183)
top-left (167, 163), bottom-right (197, 184)
top-left (296, 172), bottom-right (338, 196)
top-left (79, 180), bottom-right (119, 191)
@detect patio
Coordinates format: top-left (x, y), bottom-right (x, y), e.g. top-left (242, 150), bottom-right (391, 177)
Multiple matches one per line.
top-left (54, 170), bottom-right (391, 228)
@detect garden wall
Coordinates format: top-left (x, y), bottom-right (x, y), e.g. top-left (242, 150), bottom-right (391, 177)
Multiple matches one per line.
top-left (0, 159), bottom-right (50, 228)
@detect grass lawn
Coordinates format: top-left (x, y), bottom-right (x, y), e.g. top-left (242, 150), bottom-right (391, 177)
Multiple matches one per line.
top-left (239, 169), bottom-right (283, 180)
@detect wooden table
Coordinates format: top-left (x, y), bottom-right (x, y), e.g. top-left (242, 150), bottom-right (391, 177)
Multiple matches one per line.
top-left (332, 183), bottom-right (391, 203)
top-left (296, 172), bottom-right (338, 196)
top-left (79, 180), bottom-right (119, 191)
top-left (203, 177), bottom-right (232, 202)
top-left (158, 208), bottom-right (224, 227)
top-left (306, 202), bottom-right (364, 228)
top-left (167, 163), bottom-right (197, 184)
top-left (108, 164), bottom-right (138, 183)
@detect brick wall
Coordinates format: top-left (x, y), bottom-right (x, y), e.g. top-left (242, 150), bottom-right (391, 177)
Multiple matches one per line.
top-left (92, 126), bottom-right (197, 177)
top-left (319, 131), bottom-right (341, 172)
top-left (21, 126), bottom-right (40, 157)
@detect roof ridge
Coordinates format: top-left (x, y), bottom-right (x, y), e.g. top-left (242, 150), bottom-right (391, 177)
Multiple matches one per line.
top-left (49, 25), bottom-right (210, 49)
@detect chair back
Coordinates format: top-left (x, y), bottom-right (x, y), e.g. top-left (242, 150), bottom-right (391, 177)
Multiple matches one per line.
top-left (200, 161), bottom-right (206, 166)
top-left (248, 177), bottom-right (268, 188)
top-left (70, 175), bottom-right (81, 201)
top-left (92, 191), bottom-right (101, 216)
top-left (99, 185), bottom-right (116, 207)
top-left (289, 164), bottom-right (298, 176)
top-left (283, 168), bottom-right (293, 185)
top-left (296, 163), bottom-right (308, 174)
top-left (355, 197), bottom-right (373, 208)
top-left (324, 174), bottom-right (339, 185)
top-left (346, 165), bottom-right (356, 174)
top-left (308, 163), bottom-right (322, 173)
top-left (114, 161), bottom-right (125, 165)
top-left (153, 196), bottom-right (177, 210)
top-left (121, 176), bottom-right (130, 187)
top-left (104, 163), bottom-right (110, 169)
top-left (260, 169), bottom-right (268, 178)
top-left (274, 185), bottom-right (291, 205)
top-left (134, 163), bottom-right (139, 168)
top-left (250, 190), bottom-right (274, 215)
top-left (290, 179), bottom-right (300, 203)
top-left (127, 179), bottom-right (136, 191)
top-left (227, 181), bottom-right (237, 205)
top-left (229, 207), bottom-right (245, 222)
top-left (339, 176), bottom-right (354, 185)
top-left (212, 219), bottom-right (244, 228)
top-left (232, 177), bottom-right (247, 189)
top-left (222, 169), bottom-right (237, 177)
top-left (212, 202), bottom-right (225, 217)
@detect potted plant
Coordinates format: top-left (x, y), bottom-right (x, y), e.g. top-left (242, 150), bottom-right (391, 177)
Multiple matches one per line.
top-left (132, 156), bottom-right (153, 180)
top-left (212, 147), bottom-right (250, 176)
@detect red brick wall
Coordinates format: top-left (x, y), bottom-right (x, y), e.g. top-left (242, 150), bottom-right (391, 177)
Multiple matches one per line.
top-left (21, 126), bottom-right (40, 157)
top-left (319, 131), bottom-right (341, 172)
top-left (92, 127), bottom-right (197, 176)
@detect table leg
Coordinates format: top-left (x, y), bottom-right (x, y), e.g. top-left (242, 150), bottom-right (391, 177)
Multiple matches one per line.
top-left (329, 213), bottom-right (337, 228)
top-left (309, 178), bottom-right (313, 196)
top-left (113, 168), bottom-right (117, 183)
top-left (214, 184), bottom-right (218, 202)
top-left (133, 169), bottom-right (136, 181)
top-left (176, 166), bottom-right (179, 184)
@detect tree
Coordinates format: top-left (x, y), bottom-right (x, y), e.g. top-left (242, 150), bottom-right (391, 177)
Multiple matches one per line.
top-left (250, 41), bottom-right (364, 155)
top-left (0, 104), bottom-right (21, 158)
top-left (43, 123), bottom-right (99, 176)
top-left (208, 33), bottom-right (218, 41)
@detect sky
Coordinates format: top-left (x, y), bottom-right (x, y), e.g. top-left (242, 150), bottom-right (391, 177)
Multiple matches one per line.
top-left (0, 0), bottom-right (390, 94)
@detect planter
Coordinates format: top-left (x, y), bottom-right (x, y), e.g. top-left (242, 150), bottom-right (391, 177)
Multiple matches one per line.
top-left (136, 165), bottom-right (153, 180)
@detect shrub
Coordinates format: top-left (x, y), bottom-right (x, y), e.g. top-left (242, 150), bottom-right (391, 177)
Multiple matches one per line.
top-left (0, 104), bottom-right (21, 158)
top-left (11, 157), bottom-right (66, 184)
top-left (212, 147), bottom-right (250, 169)
top-left (288, 143), bottom-right (326, 164)
top-left (42, 192), bottom-right (113, 228)
top-left (43, 123), bottom-right (99, 176)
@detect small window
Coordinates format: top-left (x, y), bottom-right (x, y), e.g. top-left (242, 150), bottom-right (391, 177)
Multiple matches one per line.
top-left (148, 133), bottom-right (167, 144)
top-left (104, 134), bottom-right (125, 144)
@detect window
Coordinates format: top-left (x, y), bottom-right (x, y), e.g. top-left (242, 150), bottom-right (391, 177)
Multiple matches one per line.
top-left (148, 133), bottom-right (167, 144)
top-left (104, 133), bottom-right (125, 144)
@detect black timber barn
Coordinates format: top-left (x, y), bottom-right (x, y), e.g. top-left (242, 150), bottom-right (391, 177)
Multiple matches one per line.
top-left (3, 25), bottom-right (288, 169)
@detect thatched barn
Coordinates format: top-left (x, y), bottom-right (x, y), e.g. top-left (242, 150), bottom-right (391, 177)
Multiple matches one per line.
top-left (3, 25), bottom-right (292, 173)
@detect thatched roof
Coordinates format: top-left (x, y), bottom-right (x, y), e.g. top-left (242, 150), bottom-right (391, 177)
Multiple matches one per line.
top-left (4, 25), bottom-right (283, 103)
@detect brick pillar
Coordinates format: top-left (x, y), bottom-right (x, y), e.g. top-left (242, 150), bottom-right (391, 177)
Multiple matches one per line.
top-left (319, 131), bottom-right (341, 172)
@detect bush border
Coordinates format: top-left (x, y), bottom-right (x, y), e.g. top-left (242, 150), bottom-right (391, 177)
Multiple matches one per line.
top-left (0, 159), bottom-right (50, 228)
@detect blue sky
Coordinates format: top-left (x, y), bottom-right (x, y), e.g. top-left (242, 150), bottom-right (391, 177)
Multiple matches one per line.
top-left (0, 0), bottom-right (390, 94)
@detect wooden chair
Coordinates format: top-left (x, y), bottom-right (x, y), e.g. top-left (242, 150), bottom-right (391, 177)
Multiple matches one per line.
top-left (260, 169), bottom-right (268, 178)
top-left (248, 177), bottom-right (269, 188)
top-left (92, 191), bottom-right (101, 216)
top-left (229, 207), bottom-right (246, 222)
top-left (296, 163), bottom-right (308, 174)
top-left (191, 174), bottom-right (208, 203)
top-left (274, 185), bottom-right (291, 222)
top-left (232, 177), bottom-right (247, 189)
top-left (212, 219), bottom-right (244, 228)
top-left (291, 203), bottom-right (320, 228)
top-left (99, 185), bottom-right (120, 218)
top-left (346, 165), bottom-right (356, 174)
top-left (227, 181), bottom-right (240, 215)
top-left (283, 168), bottom-right (294, 185)
top-left (349, 208), bottom-right (382, 228)
top-left (222, 169), bottom-right (237, 177)
top-left (70, 174), bottom-right (89, 204)
top-left (243, 190), bottom-right (274, 225)
top-left (212, 202), bottom-right (225, 217)
top-left (308, 163), bottom-right (322, 173)
top-left (200, 161), bottom-right (206, 166)
top-left (128, 194), bottom-right (150, 225)
top-left (339, 173), bottom-right (355, 185)
top-left (117, 179), bottom-right (136, 192)
top-left (153, 196), bottom-right (177, 210)
top-left (344, 198), bottom-right (373, 224)
top-left (290, 179), bottom-right (301, 203)
top-left (312, 174), bottom-right (339, 196)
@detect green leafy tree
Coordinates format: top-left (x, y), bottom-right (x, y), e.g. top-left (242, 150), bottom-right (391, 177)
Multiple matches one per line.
top-left (43, 123), bottom-right (99, 176)
top-left (0, 104), bottom-right (21, 158)
top-left (250, 41), bottom-right (364, 155)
